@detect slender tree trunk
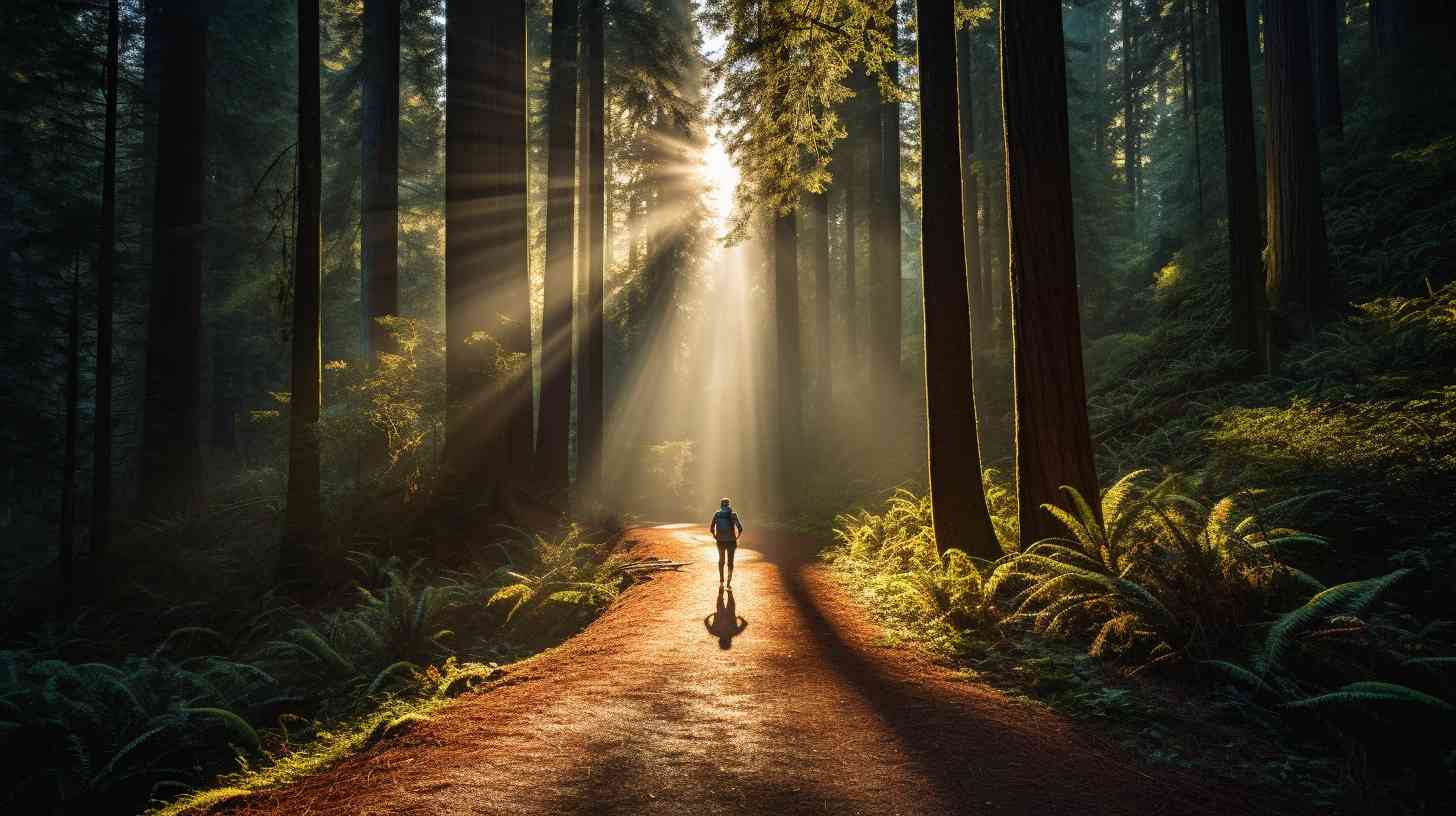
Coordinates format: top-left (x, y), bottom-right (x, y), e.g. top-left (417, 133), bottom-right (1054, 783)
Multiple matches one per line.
top-left (873, 3), bottom-right (904, 397)
top-left (445, 1), bottom-right (532, 490)
top-left (1001, 0), bottom-right (1102, 549)
top-left (285, 0), bottom-right (323, 572)
top-left (1264, 0), bottom-right (1330, 363)
top-left (1188, 0), bottom-right (1205, 221)
top-left (1219, 0), bottom-right (1264, 371)
top-left (919, 0), bottom-right (999, 559)
top-left (1309, 0), bottom-right (1343, 137)
top-left (580, 0), bottom-right (606, 487)
top-left (774, 208), bottom-right (801, 485)
top-left (811, 189), bottom-right (831, 421)
top-left (92, 0), bottom-right (119, 569)
top-left (1122, 0), bottom-right (1139, 218)
top-left (61, 263), bottom-right (81, 593)
top-left (360, 0), bottom-right (400, 361)
top-left (140, 0), bottom-right (207, 515)
top-left (540, 0), bottom-right (579, 488)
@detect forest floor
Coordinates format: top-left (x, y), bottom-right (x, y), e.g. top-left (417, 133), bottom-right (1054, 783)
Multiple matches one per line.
top-left (197, 525), bottom-right (1265, 816)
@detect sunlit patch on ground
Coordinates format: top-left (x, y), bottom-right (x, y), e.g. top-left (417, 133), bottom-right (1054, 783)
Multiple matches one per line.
top-left (652, 522), bottom-right (699, 530)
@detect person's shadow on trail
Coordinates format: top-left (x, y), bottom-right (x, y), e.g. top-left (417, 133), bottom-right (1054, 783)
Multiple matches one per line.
top-left (704, 587), bottom-right (748, 650)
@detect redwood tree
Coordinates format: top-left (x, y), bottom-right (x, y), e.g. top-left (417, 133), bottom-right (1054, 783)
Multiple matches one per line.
top-left (92, 0), bottom-right (119, 566)
top-left (360, 0), bottom-right (400, 361)
top-left (284, 0), bottom-right (323, 570)
top-left (918, 0), bottom-right (999, 559)
top-left (1264, 0), bottom-right (1330, 359)
top-left (871, 2), bottom-right (903, 401)
top-left (139, 0), bottom-right (208, 515)
top-left (1309, 0), bottom-right (1343, 137)
top-left (579, 0), bottom-right (606, 487)
top-left (539, 0), bottom-right (579, 488)
top-left (1219, 0), bottom-right (1263, 371)
top-left (1001, 0), bottom-right (1101, 548)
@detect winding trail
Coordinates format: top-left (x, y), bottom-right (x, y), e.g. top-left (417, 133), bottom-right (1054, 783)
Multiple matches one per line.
top-left (217, 525), bottom-right (1255, 816)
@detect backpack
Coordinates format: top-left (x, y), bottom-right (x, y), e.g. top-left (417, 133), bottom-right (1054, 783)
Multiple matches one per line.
top-left (714, 509), bottom-right (738, 541)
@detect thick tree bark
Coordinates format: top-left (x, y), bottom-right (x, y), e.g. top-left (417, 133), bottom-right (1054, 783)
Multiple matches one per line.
top-left (539, 0), bottom-right (579, 488)
top-left (1309, 0), bottom-right (1343, 137)
top-left (445, 1), bottom-right (532, 489)
top-left (872, 3), bottom-right (904, 397)
top-left (92, 0), bottom-right (118, 568)
top-left (956, 26), bottom-right (988, 371)
top-left (919, 0), bottom-right (999, 560)
top-left (1264, 0), bottom-right (1330, 362)
top-left (1001, 0), bottom-right (1101, 549)
top-left (773, 209), bottom-right (801, 483)
top-left (140, 0), bottom-right (207, 515)
top-left (579, 0), bottom-right (606, 487)
top-left (1121, 0), bottom-right (1139, 218)
top-left (1219, 0), bottom-right (1264, 371)
top-left (360, 0), bottom-right (400, 361)
top-left (811, 189), bottom-right (831, 420)
top-left (285, 0), bottom-right (323, 571)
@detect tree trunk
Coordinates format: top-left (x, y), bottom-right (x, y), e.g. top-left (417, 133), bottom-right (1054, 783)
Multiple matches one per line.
top-left (61, 263), bottom-right (80, 593)
top-left (811, 189), bottom-right (831, 421)
top-left (445, 1), bottom-right (532, 490)
top-left (956, 26), bottom-right (988, 372)
top-left (360, 0), bottom-right (400, 361)
top-left (872, 3), bottom-right (903, 398)
top-left (92, 0), bottom-right (118, 568)
top-left (1264, 0), bottom-right (1330, 362)
top-left (579, 0), bottom-right (606, 488)
top-left (1219, 0), bottom-right (1264, 372)
top-left (1187, 0), bottom-right (1205, 221)
top-left (1309, 0), bottom-right (1343, 137)
top-left (774, 209), bottom-right (801, 485)
top-left (140, 0), bottom-right (207, 516)
top-left (539, 0), bottom-right (579, 488)
top-left (1001, 0), bottom-right (1102, 549)
top-left (285, 0), bottom-right (323, 572)
top-left (919, 0), bottom-right (999, 560)
top-left (1121, 0), bottom-right (1140, 220)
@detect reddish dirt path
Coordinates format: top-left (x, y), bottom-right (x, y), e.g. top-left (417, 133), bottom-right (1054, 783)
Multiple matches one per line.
top-left (215, 526), bottom-right (1257, 816)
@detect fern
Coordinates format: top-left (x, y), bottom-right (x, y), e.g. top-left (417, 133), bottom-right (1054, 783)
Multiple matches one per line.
top-left (1258, 569), bottom-right (1412, 675)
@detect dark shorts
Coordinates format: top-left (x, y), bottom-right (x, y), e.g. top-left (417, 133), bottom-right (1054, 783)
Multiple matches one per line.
top-left (715, 539), bottom-right (738, 551)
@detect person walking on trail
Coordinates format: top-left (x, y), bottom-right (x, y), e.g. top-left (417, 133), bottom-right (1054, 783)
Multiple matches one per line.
top-left (710, 498), bottom-right (743, 586)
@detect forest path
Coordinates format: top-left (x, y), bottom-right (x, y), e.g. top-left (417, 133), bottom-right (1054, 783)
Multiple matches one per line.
top-left (216, 525), bottom-right (1251, 816)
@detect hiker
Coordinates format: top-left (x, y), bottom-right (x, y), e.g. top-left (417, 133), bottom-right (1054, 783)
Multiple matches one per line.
top-left (709, 497), bottom-right (743, 586)
top-left (704, 586), bottom-right (748, 649)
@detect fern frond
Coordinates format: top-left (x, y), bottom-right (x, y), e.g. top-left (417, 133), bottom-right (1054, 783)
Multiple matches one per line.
top-left (1259, 569), bottom-right (1411, 675)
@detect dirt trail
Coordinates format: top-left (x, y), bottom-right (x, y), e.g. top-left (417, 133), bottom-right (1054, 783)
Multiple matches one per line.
top-left (216, 526), bottom-right (1256, 816)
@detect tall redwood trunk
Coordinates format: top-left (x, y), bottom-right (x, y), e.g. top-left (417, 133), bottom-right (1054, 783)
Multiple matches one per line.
top-left (579, 0), bottom-right (606, 487)
top-left (773, 208), bottom-right (801, 486)
top-left (285, 0), bottom-right (323, 570)
top-left (872, 3), bottom-right (903, 398)
top-left (1309, 0), bottom-right (1343, 137)
top-left (811, 189), bottom-right (831, 420)
top-left (1219, 0), bottom-right (1264, 371)
top-left (919, 0), bottom-right (999, 559)
top-left (360, 0), bottom-right (400, 361)
top-left (1121, 0), bottom-right (1139, 218)
top-left (1263, 0), bottom-right (1329, 362)
top-left (539, 0), bottom-right (579, 488)
top-left (956, 26), bottom-right (988, 371)
top-left (445, 1), bottom-right (532, 489)
top-left (1001, 0), bottom-right (1101, 549)
top-left (140, 0), bottom-right (207, 515)
top-left (92, 0), bottom-right (119, 567)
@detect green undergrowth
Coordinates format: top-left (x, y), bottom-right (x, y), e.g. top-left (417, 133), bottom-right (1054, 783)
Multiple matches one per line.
top-left (826, 472), bottom-right (1456, 813)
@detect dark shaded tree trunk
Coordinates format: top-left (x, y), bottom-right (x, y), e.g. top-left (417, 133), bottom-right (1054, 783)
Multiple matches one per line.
top-left (539, 0), bottom-right (579, 488)
top-left (1001, 0), bottom-right (1101, 549)
top-left (61, 263), bottom-right (80, 593)
top-left (811, 189), bottom-right (830, 420)
top-left (1309, 0), bottom-right (1343, 137)
top-left (1370, 0), bottom-right (1409, 57)
top-left (956, 26), bottom-right (989, 371)
top-left (1219, 0), bottom-right (1264, 371)
top-left (919, 0), bottom-right (999, 560)
top-left (872, 3), bottom-right (904, 397)
top-left (140, 0), bottom-right (207, 515)
top-left (579, 0), bottom-right (606, 487)
top-left (1187, 0), bottom-right (1205, 221)
top-left (92, 0), bottom-right (119, 568)
top-left (774, 209), bottom-right (801, 484)
top-left (360, 0), bottom-right (400, 361)
top-left (1121, 0), bottom-right (1139, 218)
top-left (445, 1), bottom-right (532, 490)
top-left (1264, 0), bottom-right (1330, 363)
top-left (284, 0), bottom-right (323, 572)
